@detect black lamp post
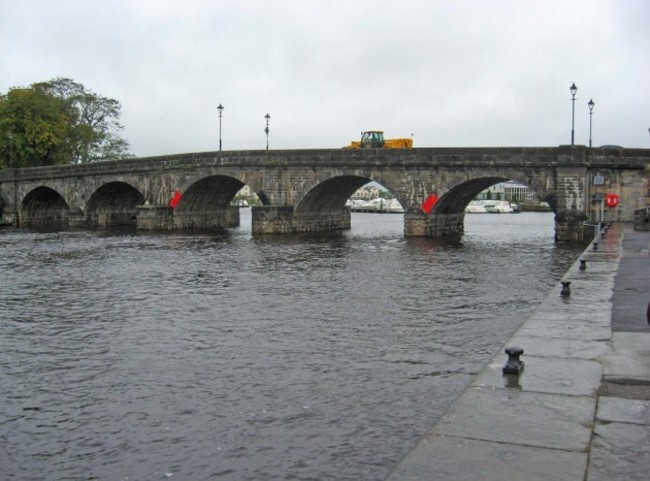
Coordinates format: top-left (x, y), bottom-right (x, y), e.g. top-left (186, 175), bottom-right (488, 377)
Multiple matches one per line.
top-left (217, 104), bottom-right (224, 151)
top-left (588, 99), bottom-right (595, 148)
top-left (264, 113), bottom-right (271, 151)
top-left (570, 83), bottom-right (577, 145)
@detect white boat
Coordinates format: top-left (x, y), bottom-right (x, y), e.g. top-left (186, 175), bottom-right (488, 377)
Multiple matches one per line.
top-left (464, 201), bottom-right (487, 213)
top-left (386, 198), bottom-right (404, 213)
top-left (348, 197), bottom-right (404, 213)
top-left (484, 201), bottom-right (514, 213)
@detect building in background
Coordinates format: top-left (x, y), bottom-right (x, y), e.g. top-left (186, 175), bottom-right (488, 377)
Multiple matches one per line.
top-left (476, 181), bottom-right (537, 202)
top-left (351, 185), bottom-right (383, 200)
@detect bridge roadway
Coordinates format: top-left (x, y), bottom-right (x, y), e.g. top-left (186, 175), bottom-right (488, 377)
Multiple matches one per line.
top-left (0, 145), bottom-right (648, 243)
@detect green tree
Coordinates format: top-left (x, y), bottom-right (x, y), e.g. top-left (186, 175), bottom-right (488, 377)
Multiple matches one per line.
top-left (377, 189), bottom-right (392, 199)
top-left (0, 87), bottom-right (69, 168)
top-left (0, 77), bottom-right (132, 169)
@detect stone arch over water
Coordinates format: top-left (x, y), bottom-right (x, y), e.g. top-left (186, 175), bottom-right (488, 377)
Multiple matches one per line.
top-left (19, 186), bottom-right (69, 227)
top-left (86, 181), bottom-right (145, 227)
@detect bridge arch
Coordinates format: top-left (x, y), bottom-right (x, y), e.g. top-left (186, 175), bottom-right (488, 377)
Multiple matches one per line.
top-left (177, 175), bottom-right (246, 210)
top-left (173, 174), bottom-right (246, 230)
top-left (408, 174), bottom-right (559, 241)
top-left (86, 181), bottom-right (145, 227)
top-left (432, 176), bottom-right (555, 215)
top-left (294, 172), bottom-right (410, 211)
top-left (19, 186), bottom-right (70, 227)
top-left (295, 175), bottom-right (370, 214)
top-left (433, 177), bottom-right (508, 215)
top-left (251, 173), bottom-right (409, 235)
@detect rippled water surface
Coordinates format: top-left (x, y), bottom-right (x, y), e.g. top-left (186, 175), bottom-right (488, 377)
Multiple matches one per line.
top-left (0, 212), bottom-right (581, 481)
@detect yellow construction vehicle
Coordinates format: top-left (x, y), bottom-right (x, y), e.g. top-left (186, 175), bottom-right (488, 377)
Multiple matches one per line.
top-left (345, 131), bottom-right (413, 149)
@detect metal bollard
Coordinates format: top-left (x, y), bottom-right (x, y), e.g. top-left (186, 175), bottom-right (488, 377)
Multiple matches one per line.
top-left (593, 242), bottom-right (598, 251)
top-left (503, 346), bottom-right (524, 375)
top-left (579, 259), bottom-right (587, 270)
top-left (561, 280), bottom-right (571, 297)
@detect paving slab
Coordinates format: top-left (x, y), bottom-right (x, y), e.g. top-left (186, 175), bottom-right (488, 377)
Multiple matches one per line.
top-left (599, 380), bottom-right (650, 400)
top-left (504, 335), bottom-right (610, 360)
top-left (565, 279), bottom-right (618, 296)
top-left (600, 332), bottom-right (650, 383)
top-left (515, 316), bottom-right (612, 342)
top-left (472, 355), bottom-right (602, 396)
top-left (434, 387), bottom-right (595, 451)
top-left (531, 301), bottom-right (614, 324)
top-left (573, 259), bottom-right (621, 274)
top-left (597, 397), bottom-right (650, 425)
top-left (385, 435), bottom-right (587, 481)
top-left (587, 422), bottom-right (650, 481)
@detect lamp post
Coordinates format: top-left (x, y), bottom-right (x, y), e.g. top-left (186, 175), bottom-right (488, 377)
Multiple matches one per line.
top-left (264, 113), bottom-right (271, 151)
top-left (588, 99), bottom-right (594, 148)
top-left (217, 104), bottom-right (224, 151)
top-left (570, 83), bottom-right (577, 145)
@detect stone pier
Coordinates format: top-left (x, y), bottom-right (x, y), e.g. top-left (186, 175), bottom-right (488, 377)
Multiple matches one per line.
top-left (252, 206), bottom-right (351, 234)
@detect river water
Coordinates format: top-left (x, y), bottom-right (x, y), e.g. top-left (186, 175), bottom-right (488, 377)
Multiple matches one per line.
top-left (0, 211), bottom-right (581, 481)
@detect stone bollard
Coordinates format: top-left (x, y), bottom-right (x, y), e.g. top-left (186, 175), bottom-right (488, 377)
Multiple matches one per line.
top-left (561, 280), bottom-right (571, 297)
top-left (503, 346), bottom-right (524, 375)
top-left (579, 259), bottom-right (587, 270)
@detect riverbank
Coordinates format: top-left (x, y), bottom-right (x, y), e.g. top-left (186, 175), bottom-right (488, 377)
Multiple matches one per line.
top-left (385, 223), bottom-right (650, 480)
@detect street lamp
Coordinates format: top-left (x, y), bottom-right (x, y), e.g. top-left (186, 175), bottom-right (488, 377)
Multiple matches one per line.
top-left (264, 113), bottom-right (271, 151)
top-left (570, 83), bottom-right (577, 145)
top-left (588, 99), bottom-right (595, 148)
top-left (217, 104), bottom-right (224, 151)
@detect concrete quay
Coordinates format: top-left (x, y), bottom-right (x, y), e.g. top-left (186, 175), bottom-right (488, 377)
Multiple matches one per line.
top-left (385, 223), bottom-right (650, 481)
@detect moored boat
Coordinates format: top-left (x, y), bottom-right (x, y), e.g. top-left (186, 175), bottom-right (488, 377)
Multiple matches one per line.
top-left (464, 201), bottom-right (487, 213)
top-left (484, 200), bottom-right (514, 213)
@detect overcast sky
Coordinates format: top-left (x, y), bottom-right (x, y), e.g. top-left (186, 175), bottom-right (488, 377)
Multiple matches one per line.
top-left (1, 0), bottom-right (648, 156)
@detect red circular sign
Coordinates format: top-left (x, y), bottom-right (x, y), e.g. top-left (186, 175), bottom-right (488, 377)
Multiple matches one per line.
top-left (605, 193), bottom-right (619, 208)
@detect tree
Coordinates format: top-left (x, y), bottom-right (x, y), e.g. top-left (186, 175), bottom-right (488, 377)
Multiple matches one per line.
top-left (0, 87), bottom-right (70, 168)
top-left (0, 77), bottom-right (132, 169)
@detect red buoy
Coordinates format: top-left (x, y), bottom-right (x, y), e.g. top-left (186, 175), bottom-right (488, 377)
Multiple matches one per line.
top-left (605, 193), bottom-right (619, 208)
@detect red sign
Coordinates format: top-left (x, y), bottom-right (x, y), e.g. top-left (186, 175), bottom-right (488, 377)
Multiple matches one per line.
top-left (169, 191), bottom-right (182, 208)
top-left (421, 194), bottom-right (438, 214)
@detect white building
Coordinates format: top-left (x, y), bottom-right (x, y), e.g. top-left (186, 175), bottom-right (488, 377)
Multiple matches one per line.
top-left (351, 185), bottom-right (383, 200)
top-left (477, 181), bottom-right (537, 202)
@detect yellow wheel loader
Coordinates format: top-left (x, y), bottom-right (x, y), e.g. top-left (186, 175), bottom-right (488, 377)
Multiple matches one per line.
top-left (345, 131), bottom-right (413, 149)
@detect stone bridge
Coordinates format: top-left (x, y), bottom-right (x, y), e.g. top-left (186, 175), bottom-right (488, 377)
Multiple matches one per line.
top-left (1, 145), bottom-right (648, 243)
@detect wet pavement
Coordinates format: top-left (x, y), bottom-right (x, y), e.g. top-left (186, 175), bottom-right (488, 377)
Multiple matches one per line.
top-left (385, 223), bottom-right (650, 481)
